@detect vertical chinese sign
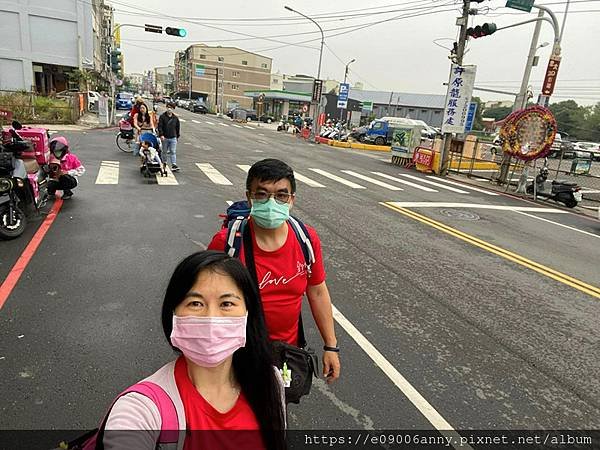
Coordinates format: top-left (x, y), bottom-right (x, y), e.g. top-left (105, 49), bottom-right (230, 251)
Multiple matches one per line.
top-left (442, 64), bottom-right (477, 134)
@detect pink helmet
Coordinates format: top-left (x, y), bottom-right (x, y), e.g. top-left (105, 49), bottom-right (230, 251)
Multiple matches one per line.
top-left (49, 136), bottom-right (69, 159)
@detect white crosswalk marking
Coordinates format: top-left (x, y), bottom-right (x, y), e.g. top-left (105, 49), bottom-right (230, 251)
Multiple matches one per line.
top-left (232, 124), bottom-right (243, 128)
top-left (371, 172), bottom-right (438, 192)
top-left (425, 176), bottom-right (500, 195)
top-left (204, 121), bottom-right (215, 125)
top-left (192, 119), bottom-right (201, 124)
top-left (226, 200), bottom-right (234, 206)
top-left (294, 171), bottom-right (326, 187)
top-left (195, 163), bottom-right (233, 185)
top-left (179, 118), bottom-right (187, 122)
top-left (95, 161), bottom-right (119, 184)
top-left (341, 170), bottom-right (403, 191)
top-left (400, 174), bottom-right (469, 193)
top-left (219, 123), bottom-right (229, 127)
top-left (244, 126), bottom-right (254, 129)
top-left (309, 168), bottom-right (366, 189)
top-left (237, 164), bottom-right (250, 173)
top-left (156, 166), bottom-right (179, 185)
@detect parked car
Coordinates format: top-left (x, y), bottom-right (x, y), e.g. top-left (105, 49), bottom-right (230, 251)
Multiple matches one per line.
top-left (227, 108), bottom-right (257, 121)
top-left (574, 141), bottom-right (600, 161)
top-left (162, 96), bottom-right (172, 104)
top-left (87, 90), bottom-right (101, 110)
top-left (115, 92), bottom-right (134, 110)
top-left (189, 101), bottom-right (209, 114)
top-left (259, 114), bottom-right (276, 124)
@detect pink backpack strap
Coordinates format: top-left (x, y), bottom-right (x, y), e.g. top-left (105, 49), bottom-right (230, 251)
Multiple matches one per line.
top-left (120, 381), bottom-right (179, 443)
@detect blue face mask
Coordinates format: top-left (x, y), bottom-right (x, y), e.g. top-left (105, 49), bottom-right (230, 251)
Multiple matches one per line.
top-left (251, 198), bottom-right (290, 229)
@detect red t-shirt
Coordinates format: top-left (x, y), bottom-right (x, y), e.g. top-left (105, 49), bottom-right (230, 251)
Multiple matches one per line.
top-left (208, 220), bottom-right (326, 345)
top-left (174, 357), bottom-right (264, 449)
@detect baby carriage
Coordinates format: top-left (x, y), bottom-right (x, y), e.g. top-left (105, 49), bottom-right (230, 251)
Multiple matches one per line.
top-left (139, 132), bottom-right (167, 178)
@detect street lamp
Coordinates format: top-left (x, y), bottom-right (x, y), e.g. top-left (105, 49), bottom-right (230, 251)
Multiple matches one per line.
top-left (339, 58), bottom-right (355, 121)
top-left (284, 5), bottom-right (324, 134)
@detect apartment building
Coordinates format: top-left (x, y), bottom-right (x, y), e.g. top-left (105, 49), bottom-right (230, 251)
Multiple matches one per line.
top-left (173, 44), bottom-right (271, 111)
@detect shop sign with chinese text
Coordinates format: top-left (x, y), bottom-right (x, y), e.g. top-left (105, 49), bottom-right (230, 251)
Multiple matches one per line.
top-left (442, 64), bottom-right (477, 134)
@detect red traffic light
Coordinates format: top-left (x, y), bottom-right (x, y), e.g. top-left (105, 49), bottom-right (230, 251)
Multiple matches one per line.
top-left (467, 22), bottom-right (497, 39)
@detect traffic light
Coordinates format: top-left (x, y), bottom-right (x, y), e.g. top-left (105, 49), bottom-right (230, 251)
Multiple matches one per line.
top-left (111, 49), bottom-right (122, 73)
top-left (467, 23), bottom-right (497, 39)
top-left (165, 27), bottom-right (187, 37)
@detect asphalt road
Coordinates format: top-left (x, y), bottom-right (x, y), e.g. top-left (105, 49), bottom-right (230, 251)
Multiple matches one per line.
top-left (1, 107), bottom-right (600, 446)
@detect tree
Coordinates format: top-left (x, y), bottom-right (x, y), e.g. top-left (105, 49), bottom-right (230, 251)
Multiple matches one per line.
top-left (481, 106), bottom-right (512, 121)
top-left (471, 96), bottom-right (484, 130)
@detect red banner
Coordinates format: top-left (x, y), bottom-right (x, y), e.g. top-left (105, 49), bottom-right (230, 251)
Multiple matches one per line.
top-left (542, 56), bottom-right (561, 96)
top-left (413, 147), bottom-right (434, 168)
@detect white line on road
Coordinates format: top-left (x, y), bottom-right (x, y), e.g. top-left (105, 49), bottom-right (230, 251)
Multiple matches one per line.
top-left (341, 170), bottom-right (404, 190)
top-left (371, 172), bottom-right (438, 192)
top-left (294, 171), bottom-right (326, 187)
top-left (513, 210), bottom-right (600, 239)
top-left (232, 124), bottom-right (243, 128)
top-left (226, 200), bottom-right (233, 206)
top-left (581, 189), bottom-right (600, 194)
top-left (204, 121), bottom-right (215, 125)
top-left (156, 166), bottom-right (179, 185)
top-left (332, 305), bottom-right (471, 450)
top-left (258, 133), bottom-right (265, 136)
top-left (192, 119), bottom-right (202, 124)
top-left (426, 176), bottom-right (500, 196)
top-left (95, 161), bottom-right (119, 184)
top-left (244, 126), bottom-right (254, 129)
top-left (219, 123), bottom-right (229, 127)
top-left (309, 168), bottom-right (366, 189)
top-left (179, 118), bottom-right (187, 122)
top-left (400, 174), bottom-right (469, 194)
top-left (386, 202), bottom-right (568, 213)
top-left (237, 164), bottom-right (250, 173)
top-left (195, 163), bottom-right (233, 185)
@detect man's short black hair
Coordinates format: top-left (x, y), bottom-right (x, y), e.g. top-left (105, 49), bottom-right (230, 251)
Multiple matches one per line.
top-left (246, 158), bottom-right (296, 193)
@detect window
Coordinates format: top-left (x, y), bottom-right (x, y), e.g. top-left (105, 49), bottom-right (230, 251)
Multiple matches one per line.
top-left (218, 56), bottom-right (224, 62)
top-left (231, 84), bottom-right (239, 90)
top-left (218, 82), bottom-right (223, 88)
top-left (199, 54), bottom-right (206, 59)
top-left (261, 63), bottom-right (268, 69)
top-left (421, 109), bottom-right (428, 114)
top-left (241, 60), bottom-right (248, 66)
top-left (232, 71), bottom-right (240, 78)
top-left (408, 109), bottom-right (415, 112)
top-left (272, 79), bottom-right (279, 84)
top-left (372, 122), bottom-right (384, 130)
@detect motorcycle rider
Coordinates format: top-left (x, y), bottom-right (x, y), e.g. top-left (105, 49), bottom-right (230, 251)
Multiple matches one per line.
top-left (47, 136), bottom-right (85, 200)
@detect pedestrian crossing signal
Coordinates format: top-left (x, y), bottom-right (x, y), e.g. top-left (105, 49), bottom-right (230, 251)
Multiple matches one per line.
top-left (165, 27), bottom-right (187, 37)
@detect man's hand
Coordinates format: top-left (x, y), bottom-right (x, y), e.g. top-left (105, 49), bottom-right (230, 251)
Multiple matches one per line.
top-left (160, 136), bottom-right (165, 141)
top-left (322, 351), bottom-right (340, 384)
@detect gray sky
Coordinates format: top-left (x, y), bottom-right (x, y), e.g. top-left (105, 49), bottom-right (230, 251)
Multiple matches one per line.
top-left (112, 0), bottom-right (600, 106)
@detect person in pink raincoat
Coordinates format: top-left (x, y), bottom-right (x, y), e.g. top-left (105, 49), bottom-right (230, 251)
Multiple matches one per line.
top-left (47, 136), bottom-right (85, 200)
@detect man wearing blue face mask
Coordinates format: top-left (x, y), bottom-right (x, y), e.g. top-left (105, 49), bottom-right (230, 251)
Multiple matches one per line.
top-left (208, 159), bottom-right (341, 385)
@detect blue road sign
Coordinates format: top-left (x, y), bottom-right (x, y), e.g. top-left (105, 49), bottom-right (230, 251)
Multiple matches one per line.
top-left (465, 102), bottom-right (478, 132)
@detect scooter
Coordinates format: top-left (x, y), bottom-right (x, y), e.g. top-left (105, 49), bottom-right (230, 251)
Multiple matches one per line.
top-left (526, 161), bottom-right (581, 208)
top-left (0, 122), bottom-right (49, 239)
top-left (276, 119), bottom-right (289, 132)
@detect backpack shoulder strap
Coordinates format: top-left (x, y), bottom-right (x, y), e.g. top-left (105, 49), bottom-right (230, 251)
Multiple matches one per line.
top-left (287, 216), bottom-right (316, 269)
top-left (224, 217), bottom-right (247, 258)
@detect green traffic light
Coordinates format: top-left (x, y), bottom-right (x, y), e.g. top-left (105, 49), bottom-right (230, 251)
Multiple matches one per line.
top-left (179, 29), bottom-right (187, 37)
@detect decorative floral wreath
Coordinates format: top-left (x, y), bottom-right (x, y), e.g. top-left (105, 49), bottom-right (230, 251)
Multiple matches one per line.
top-left (498, 105), bottom-right (557, 161)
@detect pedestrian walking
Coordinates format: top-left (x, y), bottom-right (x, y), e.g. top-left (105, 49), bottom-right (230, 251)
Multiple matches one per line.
top-left (91, 251), bottom-right (286, 450)
top-left (208, 159), bottom-right (341, 387)
top-left (158, 101), bottom-right (181, 172)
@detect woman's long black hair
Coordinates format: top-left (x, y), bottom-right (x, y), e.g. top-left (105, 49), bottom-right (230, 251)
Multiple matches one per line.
top-left (137, 104), bottom-right (151, 125)
top-left (162, 251), bottom-right (286, 450)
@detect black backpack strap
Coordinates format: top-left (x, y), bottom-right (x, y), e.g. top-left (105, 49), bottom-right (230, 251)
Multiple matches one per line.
top-left (242, 223), bottom-right (307, 349)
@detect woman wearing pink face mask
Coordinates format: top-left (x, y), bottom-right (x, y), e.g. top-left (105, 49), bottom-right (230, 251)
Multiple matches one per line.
top-left (101, 251), bottom-right (286, 450)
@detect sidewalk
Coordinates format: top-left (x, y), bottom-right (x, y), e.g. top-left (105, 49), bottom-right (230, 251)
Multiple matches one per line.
top-left (35, 112), bottom-right (115, 131)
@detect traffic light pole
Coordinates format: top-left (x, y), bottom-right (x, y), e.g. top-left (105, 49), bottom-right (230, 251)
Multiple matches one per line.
top-left (440, 0), bottom-right (470, 176)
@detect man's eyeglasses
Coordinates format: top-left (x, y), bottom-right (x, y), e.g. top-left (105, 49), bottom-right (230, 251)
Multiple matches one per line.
top-left (249, 191), bottom-right (294, 204)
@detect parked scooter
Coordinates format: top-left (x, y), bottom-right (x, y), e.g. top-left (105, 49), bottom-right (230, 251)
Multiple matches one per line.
top-left (526, 160), bottom-right (582, 208)
top-left (276, 119), bottom-right (289, 132)
top-left (0, 121), bottom-right (49, 239)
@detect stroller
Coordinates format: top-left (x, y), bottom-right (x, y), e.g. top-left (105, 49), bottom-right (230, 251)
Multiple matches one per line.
top-left (139, 132), bottom-right (167, 178)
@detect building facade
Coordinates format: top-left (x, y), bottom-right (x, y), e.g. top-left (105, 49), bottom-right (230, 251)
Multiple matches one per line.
top-left (154, 66), bottom-right (175, 95)
top-left (0, 0), bottom-right (114, 93)
top-left (173, 44), bottom-right (271, 111)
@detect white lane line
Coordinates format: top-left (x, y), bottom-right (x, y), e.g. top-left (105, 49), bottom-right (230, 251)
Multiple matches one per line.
top-left (204, 121), bottom-right (215, 125)
top-left (258, 133), bottom-right (265, 136)
top-left (332, 305), bottom-right (471, 449)
top-left (294, 171), bottom-right (326, 188)
top-left (156, 166), bottom-right (179, 185)
top-left (179, 118), bottom-right (187, 123)
top-left (237, 164), bottom-right (250, 173)
top-left (95, 161), bottom-right (119, 184)
top-left (195, 163), bottom-right (233, 185)
top-left (387, 202), bottom-right (568, 213)
top-left (581, 189), bottom-right (600, 194)
top-left (426, 176), bottom-right (500, 196)
top-left (244, 126), bottom-right (254, 129)
top-left (232, 124), bottom-right (243, 128)
top-left (192, 119), bottom-right (202, 124)
top-left (309, 168), bottom-right (366, 189)
top-left (400, 174), bottom-right (469, 194)
top-left (513, 210), bottom-right (600, 239)
top-left (371, 172), bottom-right (438, 192)
top-left (341, 170), bottom-right (403, 191)
top-left (219, 123), bottom-right (229, 127)
top-left (226, 200), bottom-right (234, 206)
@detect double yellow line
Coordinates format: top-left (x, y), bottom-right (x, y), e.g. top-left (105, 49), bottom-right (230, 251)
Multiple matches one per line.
top-left (381, 202), bottom-right (600, 300)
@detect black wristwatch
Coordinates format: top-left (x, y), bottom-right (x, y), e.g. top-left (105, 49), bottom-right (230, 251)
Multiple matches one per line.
top-left (323, 345), bottom-right (340, 353)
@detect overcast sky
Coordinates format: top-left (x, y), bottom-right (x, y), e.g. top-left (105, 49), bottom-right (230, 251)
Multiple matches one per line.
top-left (112, 0), bottom-right (600, 106)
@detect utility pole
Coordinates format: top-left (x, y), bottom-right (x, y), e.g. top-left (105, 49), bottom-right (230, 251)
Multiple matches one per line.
top-left (514, 10), bottom-right (544, 112)
top-left (440, 0), bottom-right (470, 176)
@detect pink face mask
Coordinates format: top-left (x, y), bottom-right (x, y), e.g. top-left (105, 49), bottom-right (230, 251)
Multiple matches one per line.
top-left (170, 314), bottom-right (247, 368)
